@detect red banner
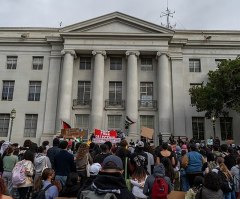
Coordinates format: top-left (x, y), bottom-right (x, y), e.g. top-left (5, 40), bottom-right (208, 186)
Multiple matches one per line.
top-left (94, 129), bottom-right (117, 138)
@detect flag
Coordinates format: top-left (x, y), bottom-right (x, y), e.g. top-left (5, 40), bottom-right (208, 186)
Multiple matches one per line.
top-left (125, 116), bottom-right (135, 129)
top-left (62, 120), bottom-right (71, 129)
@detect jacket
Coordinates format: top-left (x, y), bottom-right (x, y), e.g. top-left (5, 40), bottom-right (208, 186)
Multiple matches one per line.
top-left (130, 176), bottom-right (148, 198)
top-left (42, 180), bottom-right (58, 199)
top-left (34, 153), bottom-right (52, 175)
top-left (83, 171), bottom-right (135, 199)
top-left (143, 164), bottom-right (172, 196)
top-left (47, 146), bottom-right (61, 169)
top-left (195, 186), bottom-right (223, 199)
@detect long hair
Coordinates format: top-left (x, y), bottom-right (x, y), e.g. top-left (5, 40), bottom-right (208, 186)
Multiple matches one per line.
top-left (161, 157), bottom-right (175, 182)
top-left (76, 143), bottom-right (89, 160)
top-left (219, 163), bottom-right (232, 180)
top-left (5, 146), bottom-right (14, 156)
top-left (34, 168), bottom-right (55, 192)
top-left (0, 177), bottom-right (6, 196)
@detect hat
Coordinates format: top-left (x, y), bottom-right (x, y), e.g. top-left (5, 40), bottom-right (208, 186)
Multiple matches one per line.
top-left (137, 141), bottom-right (144, 148)
top-left (102, 155), bottom-right (123, 170)
top-left (89, 163), bottom-right (101, 176)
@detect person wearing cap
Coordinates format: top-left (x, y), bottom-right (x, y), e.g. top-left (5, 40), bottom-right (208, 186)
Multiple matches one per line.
top-left (80, 155), bottom-right (135, 199)
top-left (130, 141), bottom-right (148, 172)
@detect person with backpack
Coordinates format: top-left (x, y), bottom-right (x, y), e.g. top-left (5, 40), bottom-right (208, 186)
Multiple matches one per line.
top-left (13, 150), bottom-right (35, 199)
top-left (33, 168), bottom-right (58, 199)
top-left (218, 163), bottom-right (235, 199)
top-left (143, 163), bottom-right (172, 199)
top-left (2, 145), bottom-right (18, 196)
top-left (80, 155), bottom-right (135, 199)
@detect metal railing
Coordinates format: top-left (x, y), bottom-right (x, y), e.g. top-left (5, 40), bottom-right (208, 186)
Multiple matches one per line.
top-left (138, 100), bottom-right (157, 108)
top-left (105, 100), bottom-right (125, 108)
top-left (73, 99), bottom-right (91, 106)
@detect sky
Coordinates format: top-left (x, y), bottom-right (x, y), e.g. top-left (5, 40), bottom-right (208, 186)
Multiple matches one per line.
top-left (0, 0), bottom-right (240, 30)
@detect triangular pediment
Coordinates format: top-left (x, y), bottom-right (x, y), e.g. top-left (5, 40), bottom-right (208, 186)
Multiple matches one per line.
top-left (60, 12), bottom-right (174, 35)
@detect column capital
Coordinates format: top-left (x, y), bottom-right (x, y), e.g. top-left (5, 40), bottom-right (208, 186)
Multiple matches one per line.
top-left (156, 51), bottom-right (169, 58)
top-left (61, 50), bottom-right (76, 58)
top-left (92, 50), bottom-right (106, 57)
top-left (126, 51), bottom-right (140, 57)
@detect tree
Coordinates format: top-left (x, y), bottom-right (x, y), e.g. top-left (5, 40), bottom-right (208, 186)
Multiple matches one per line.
top-left (189, 57), bottom-right (240, 118)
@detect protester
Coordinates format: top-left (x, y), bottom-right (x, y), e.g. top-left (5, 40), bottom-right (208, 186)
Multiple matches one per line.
top-left (34, 168), bottom-right (58, 199)
top-left (195, 172), bottom-right (223, 199)
top-left (47, 138), bottom-right (61, 169)
top-left (230, 157), bottom-right (240, 198)
top-left (93, 144), bottom-right (111, 164)
top-left (156, 142), bottom-right (175, 166)
top-left (2, 145), bottom-right (18, 196)
top-left (80, 155), bottom-right (135, 199)
top-left (185, 176), bottom-right (204, 199)
top-left (0, 177), bottom-right (12, 199)
top-left (54, 140), bottom-right (75, 186)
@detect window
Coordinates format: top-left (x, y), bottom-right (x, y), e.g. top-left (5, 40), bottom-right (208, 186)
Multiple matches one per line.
top-left (24, 114), bottom-right (38, 137)
top-left (220, 117), bottom-right (233, 140)
top-left (7, 56), bottom-right (17, 69)
top-left (28, 81), bottom-right (41, 101)
top-left (80, 57), bottom-right (91, 70)
top-left (2, 81), bottom-right (15, 101)
top-left (215, 59), bottom-right (226, 66)
top-left (189, 59), bottom-right (201, 72)
top-left (110, 57), bottom-right (122, 70)
top-left (76, 114), bottom-right (89, 140)
top-left (0, 114), bottom-right (10, 137)
top-left (32, 56), bottom-right (44, 70)
top-left (108, 115), bottom-right (122, 129)
top-left (140, 115), bottom-right (154, 129)
top-left (192, 117), bottom-right (205, 140)
top-left (190, 83), bottom-right (202, 104)
top-left (141, 58), bottom-right (153, 71)
top-left (78, 81), bottom-right (91, 101)
top-left (140, 82), bottom-right (153, 101)
top-left (109, 82), bottom-right (122, 103)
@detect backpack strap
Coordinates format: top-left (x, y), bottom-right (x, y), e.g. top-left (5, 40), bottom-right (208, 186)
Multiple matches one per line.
top-left (43, 184), bottom-right (53, 191)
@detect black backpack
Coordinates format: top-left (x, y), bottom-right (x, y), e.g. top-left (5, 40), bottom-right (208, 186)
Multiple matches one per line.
top-left (32, 184), bottom-right (53, 199)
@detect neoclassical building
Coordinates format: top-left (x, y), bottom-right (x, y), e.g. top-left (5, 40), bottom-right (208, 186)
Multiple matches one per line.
top-left (0, 12), bottom-right (240, 145)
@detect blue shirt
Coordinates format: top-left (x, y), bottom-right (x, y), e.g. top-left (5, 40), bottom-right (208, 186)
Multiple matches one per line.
top-left (42, 181), bottom-right (58, 199)
top-left (185, 151), bottom-right (203, 173)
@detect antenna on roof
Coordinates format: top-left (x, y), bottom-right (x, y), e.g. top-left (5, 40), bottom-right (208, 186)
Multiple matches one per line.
top-left (59, 21), bottom-right (62, 27)
top-left (160, 0), bottom-right (176, 29)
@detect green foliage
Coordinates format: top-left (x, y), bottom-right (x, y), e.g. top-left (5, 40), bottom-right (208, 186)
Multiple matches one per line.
top-left (189, 57), bottom-right (240, 118)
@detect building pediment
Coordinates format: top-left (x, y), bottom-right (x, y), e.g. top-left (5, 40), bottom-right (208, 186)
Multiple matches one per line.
top-left (60, 12), bottom-right (174, 35)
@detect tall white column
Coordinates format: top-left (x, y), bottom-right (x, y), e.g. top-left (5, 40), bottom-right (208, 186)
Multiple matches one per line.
top-left (91, 50), bottom-right (106, 131)
top-left (57, 50), bottom-right (75, 128)
top-left (126, 51), bottom-right (140, 140)
top-left (157, 52), bottom-right (172, 138)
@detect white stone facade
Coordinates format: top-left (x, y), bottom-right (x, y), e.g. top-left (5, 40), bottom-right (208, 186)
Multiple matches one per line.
top-left (0, 12), bottom-right (239, 145)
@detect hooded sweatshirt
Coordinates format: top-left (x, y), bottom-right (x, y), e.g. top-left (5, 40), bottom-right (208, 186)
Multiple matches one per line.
top-left (34, 153), bottom-right (51, 175)
top-left (87, 171), bottom-right (135, 199)
top-left (143, 163), bottom-right (172, 196)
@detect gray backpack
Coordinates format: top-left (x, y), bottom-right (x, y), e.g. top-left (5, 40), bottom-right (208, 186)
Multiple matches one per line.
top-left (80, 190), bottom-right (117, 199)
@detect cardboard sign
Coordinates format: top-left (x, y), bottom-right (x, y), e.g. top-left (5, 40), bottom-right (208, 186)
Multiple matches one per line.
top-left (141, 126), bottom-right (154, 139)
top-left (207, 139), bottom-right (213, 145)
top-left (61, 128), bottom-right (86, 138)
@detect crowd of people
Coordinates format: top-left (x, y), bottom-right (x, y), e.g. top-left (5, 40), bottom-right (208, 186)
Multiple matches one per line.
top-left (0, 136), bottom-right (239, 199)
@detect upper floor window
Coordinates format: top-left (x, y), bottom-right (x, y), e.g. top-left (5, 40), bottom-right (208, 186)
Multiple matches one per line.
top-left (24, 114), bottom-right (38, 137)
top-left (189, 59), bottom-right (201, 72)
top-left (220, 117), bottom-right (233, 140)
top-left (2, 81), bottom-right (15, 101)
top-left (192, 117), bottom-right (205, 140)
top-left (0, 114), bottom-right (10, 137)
top-left (32, 56), bottom-right (44, 70)
top-left (78, 81), bottom-right (91, 101)
top-left (80, 57), bottom-right (91, 70)
top-left (140, 115), bottom-right (154, 129)
top-left (108, 115), bottom-right (122, 130)
top-left (109, 81), bottom-right (122, 102)
top-left (140, 82), bottom-right (153, 100)
top-left (190, 83), bottom-right (202, 104)
top-left (7, 56), bottom-right (17, 69)
top-left (28, 81), bottom-right (41, 101)
top-left (141, 58), bottom-right (153, 71)
top-left (110, 57), bottom-right (122, 70)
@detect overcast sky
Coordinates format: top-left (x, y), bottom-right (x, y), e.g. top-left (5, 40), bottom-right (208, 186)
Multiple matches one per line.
top-left (1, 0), bottom-right (240, 30)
